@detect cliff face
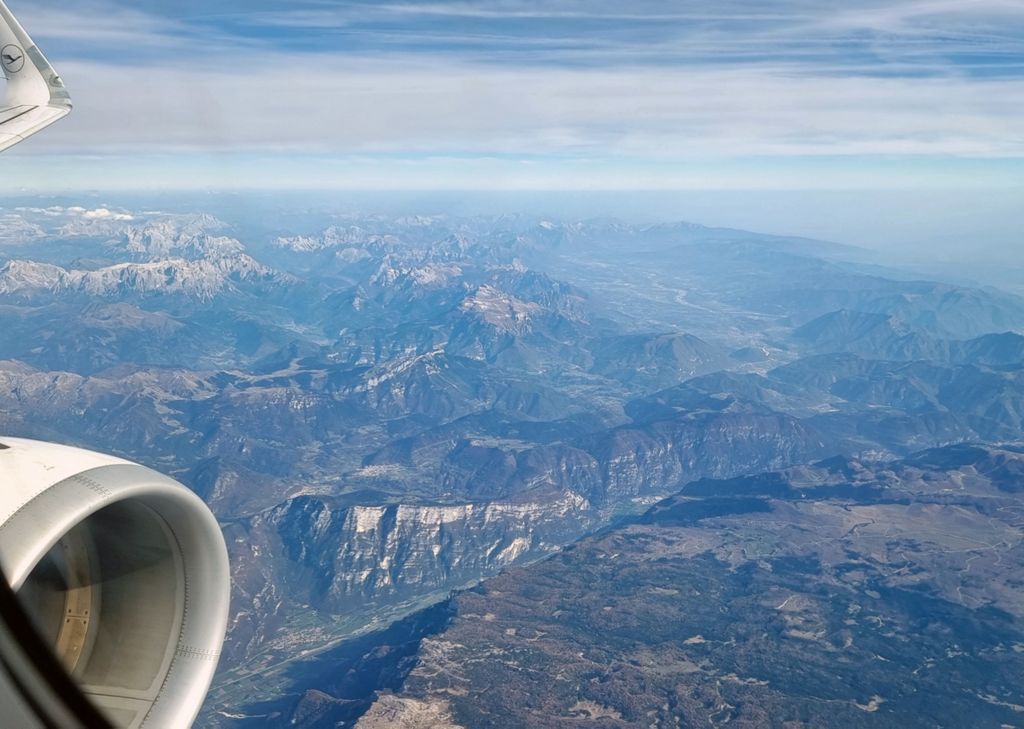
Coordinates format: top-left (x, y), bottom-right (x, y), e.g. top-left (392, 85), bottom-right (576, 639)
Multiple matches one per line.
top-left (222, 491), bottom-right (595, 665)
top-left (271, 494), bottom-right (591, 603)
top-left (594, 410), bottom-right (827, 503)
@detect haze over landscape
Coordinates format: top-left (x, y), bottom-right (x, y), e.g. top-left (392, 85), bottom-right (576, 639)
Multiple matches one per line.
top-left (1, 0), bottom-right (1023, 727)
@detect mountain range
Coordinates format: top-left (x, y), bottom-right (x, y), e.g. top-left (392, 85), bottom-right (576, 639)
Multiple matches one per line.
top-left (0, 202), bottom-right (1021, 725)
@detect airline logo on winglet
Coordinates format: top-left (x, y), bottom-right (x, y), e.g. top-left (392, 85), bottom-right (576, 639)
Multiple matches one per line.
top-left (1, 43), bottom-right (24, 73)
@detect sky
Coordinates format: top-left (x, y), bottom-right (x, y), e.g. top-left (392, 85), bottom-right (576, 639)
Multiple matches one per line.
top-left (0, 0), bottom-right (1022, 256)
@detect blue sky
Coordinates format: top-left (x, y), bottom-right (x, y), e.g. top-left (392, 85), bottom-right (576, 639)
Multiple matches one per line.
top-left (1, 0), bottom-right (1023, 198)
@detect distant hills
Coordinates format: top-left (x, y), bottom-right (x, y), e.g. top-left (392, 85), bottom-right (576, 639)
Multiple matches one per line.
top-left (795, 308), bottom-right (1024, 363)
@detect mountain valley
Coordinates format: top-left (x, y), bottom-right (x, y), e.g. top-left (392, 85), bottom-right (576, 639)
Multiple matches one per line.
top-left (0, 202), bottom-right (1021, 725)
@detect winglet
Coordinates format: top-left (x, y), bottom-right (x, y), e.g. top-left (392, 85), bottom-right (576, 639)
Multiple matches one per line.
top-left (0, 0), bottom-right (71, 153)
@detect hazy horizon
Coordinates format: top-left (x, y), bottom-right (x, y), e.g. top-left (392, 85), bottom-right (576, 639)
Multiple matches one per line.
top-left (3, 188), bottom-right (1021, 271)
top-left (0, 0), bottom-right (1021, 264)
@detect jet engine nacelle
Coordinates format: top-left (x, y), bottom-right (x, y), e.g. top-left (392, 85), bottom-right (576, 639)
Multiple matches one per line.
top-left (0, 438), bottom-right (230, 728)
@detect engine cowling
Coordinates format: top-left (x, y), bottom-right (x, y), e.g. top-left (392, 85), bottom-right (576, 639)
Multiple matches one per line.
top-left (0, 437), bottom-right (229, 728)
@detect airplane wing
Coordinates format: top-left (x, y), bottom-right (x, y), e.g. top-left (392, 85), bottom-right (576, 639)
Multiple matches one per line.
top-left (0, 0), bottom-right (71, 152)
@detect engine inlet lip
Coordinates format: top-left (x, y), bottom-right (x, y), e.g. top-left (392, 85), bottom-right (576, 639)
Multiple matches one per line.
top-left (0, 456), bottom-right (230, 728)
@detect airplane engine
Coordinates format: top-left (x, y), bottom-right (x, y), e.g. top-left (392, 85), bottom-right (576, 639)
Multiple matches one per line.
top-left (0, 438), bottom-right (230, 728)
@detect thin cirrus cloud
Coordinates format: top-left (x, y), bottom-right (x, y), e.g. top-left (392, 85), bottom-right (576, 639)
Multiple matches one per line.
top-left (4, 0), bottom-right (1024, 191)
top-left (39, 58), bottom-right (1024, 157)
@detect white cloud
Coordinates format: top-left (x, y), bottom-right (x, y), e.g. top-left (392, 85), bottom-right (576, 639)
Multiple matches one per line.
top-left (15, 2), bottom-right (192, 48)
top-left (18, 56), bottom-right (1021, 160)
top-left (4, 0), bottom-right (1023, 192)
top-left (823, 0), bottom-right (1024, 34)
top-left (80, 207), bottom-right (134, 220)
